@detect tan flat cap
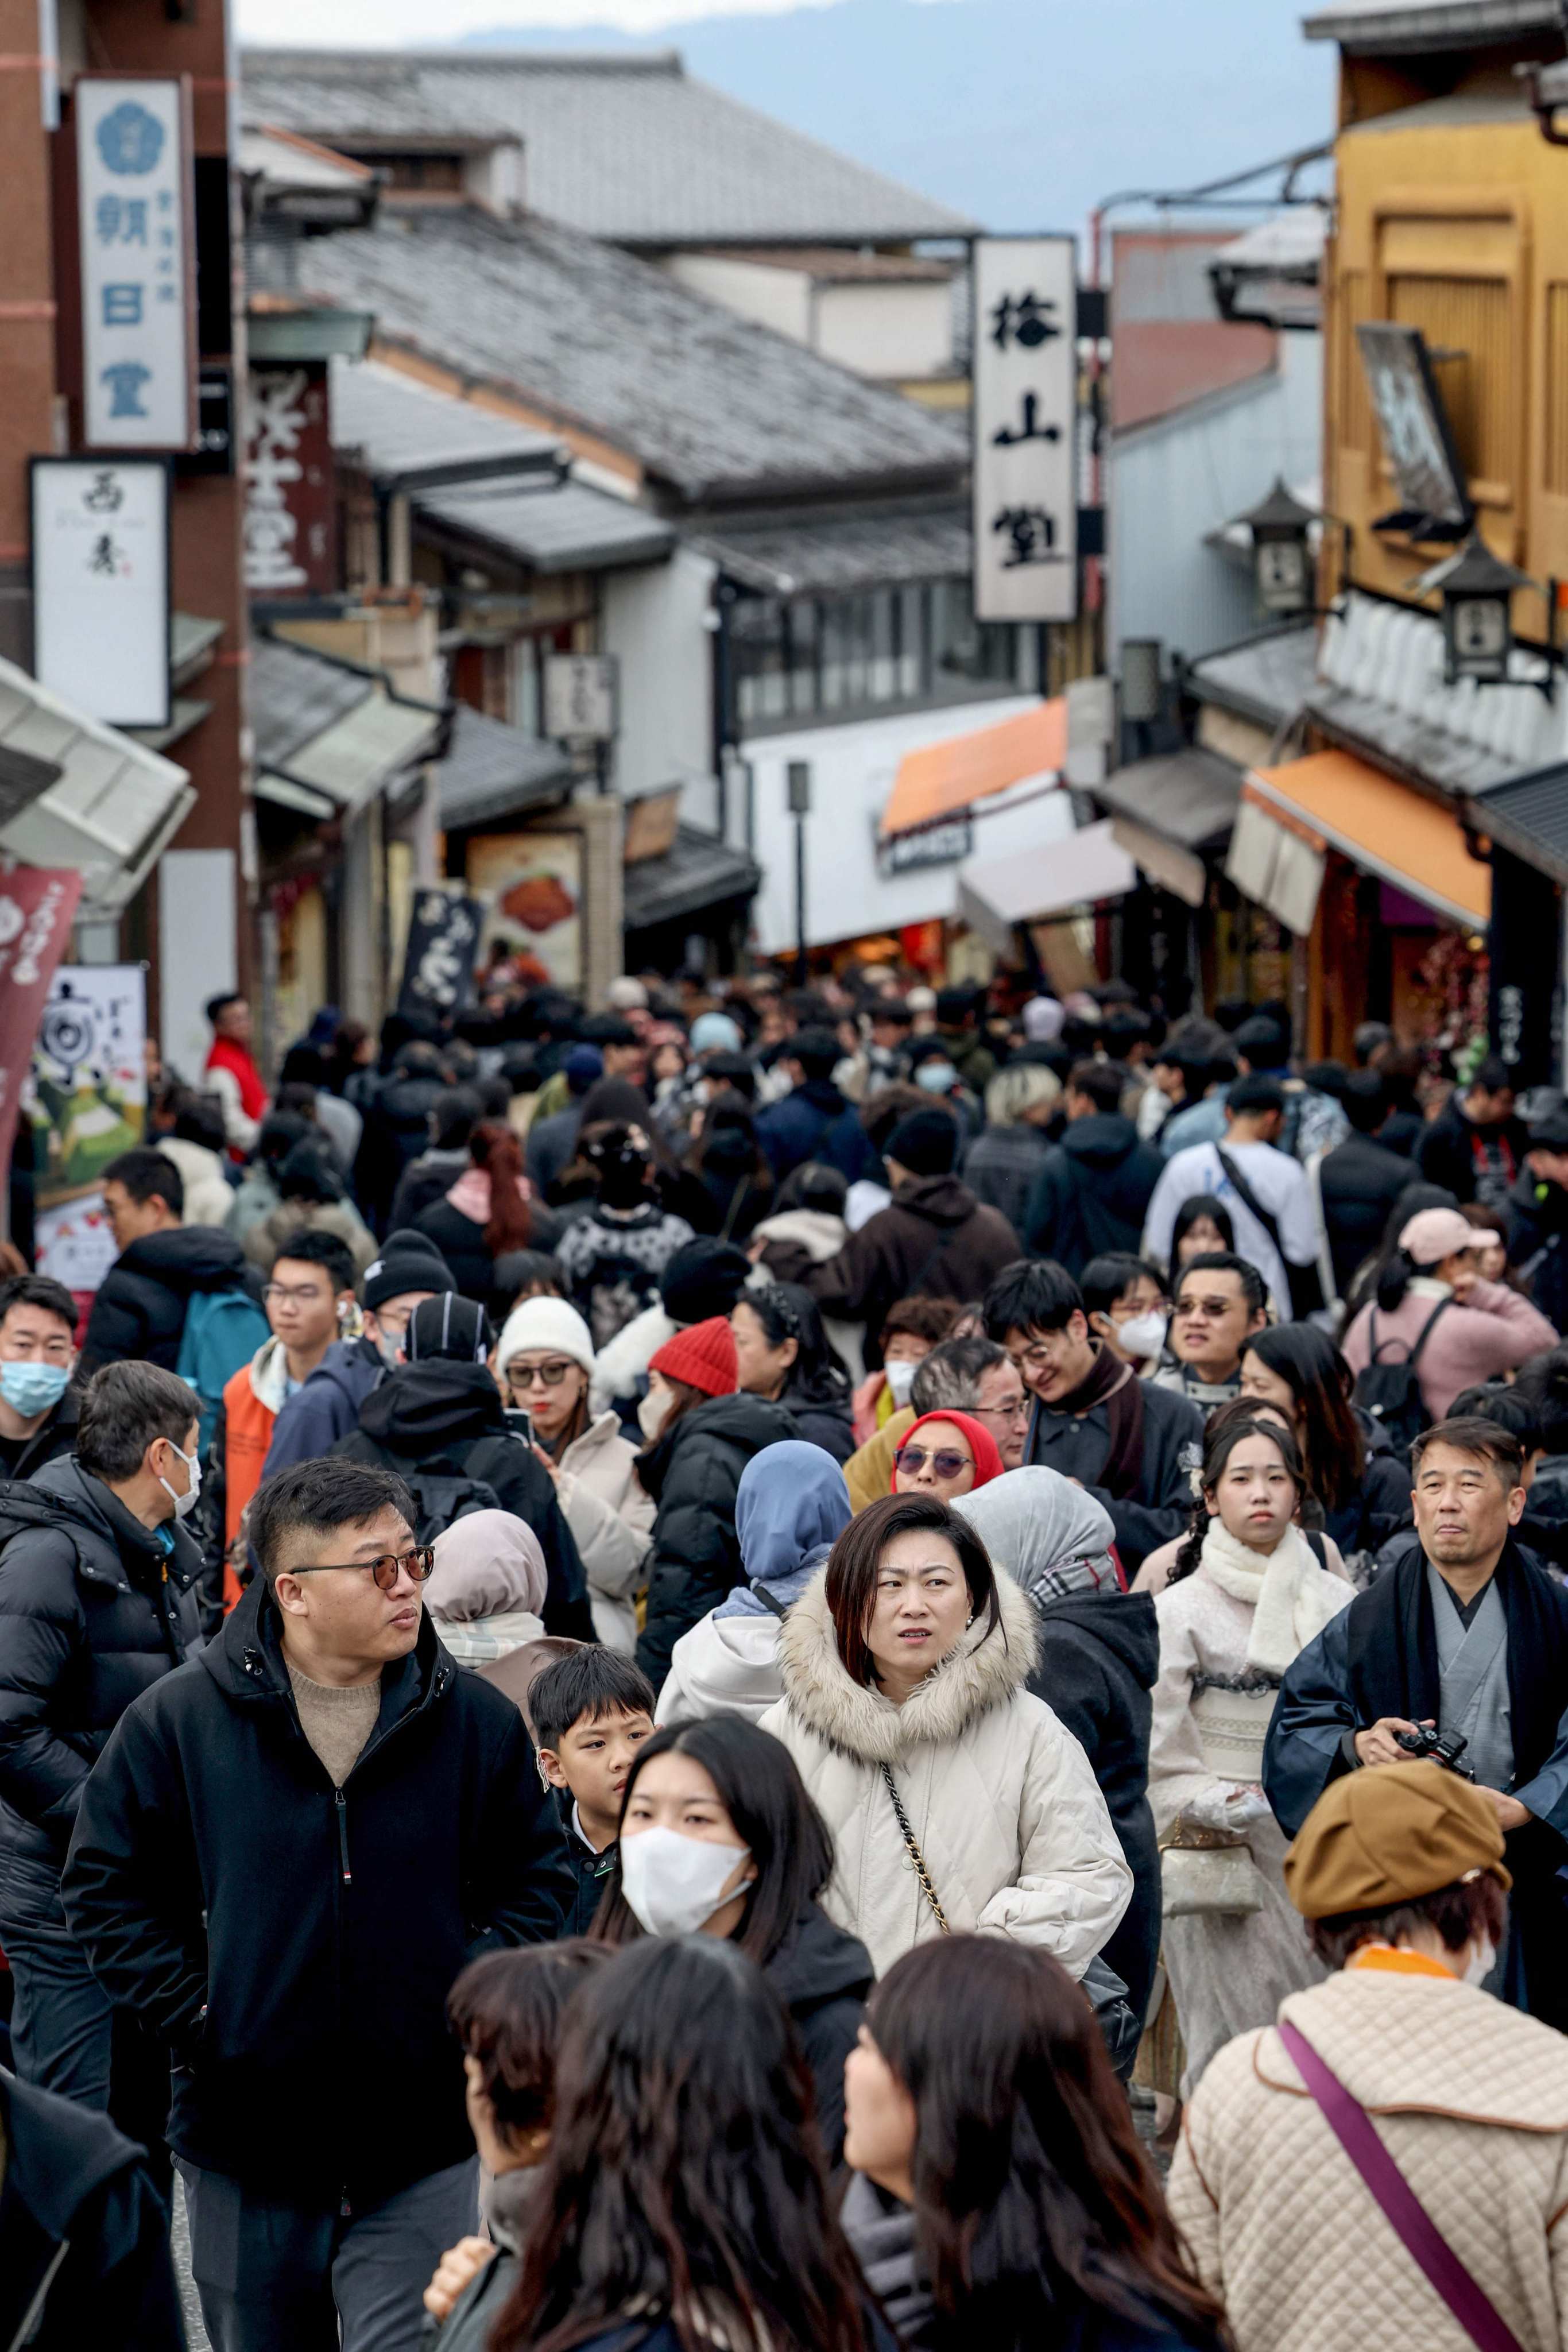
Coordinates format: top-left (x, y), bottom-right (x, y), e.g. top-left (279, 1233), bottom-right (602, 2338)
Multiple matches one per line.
top-left (1283, 1759), bottom-right (1511, 1920)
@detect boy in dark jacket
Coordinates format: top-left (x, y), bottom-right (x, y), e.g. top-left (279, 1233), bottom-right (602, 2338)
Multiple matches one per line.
top-left (79, 1146), bottom-right (256, 1378)
top-left (1416, 1052), bottom-right (1531, 1210)
top-left (1021, 1059), bottom-right (1164, 1276)
top-left (532, 1648), bottom-right (657, 1936)
top-left (261, 1230), bottom-right (456, 1479)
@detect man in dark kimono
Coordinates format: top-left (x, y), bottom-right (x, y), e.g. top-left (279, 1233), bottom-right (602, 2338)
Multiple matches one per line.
top-left (1265, 1415), bottom-right (1568, 2029)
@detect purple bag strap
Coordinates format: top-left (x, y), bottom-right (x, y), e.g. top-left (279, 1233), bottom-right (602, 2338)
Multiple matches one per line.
top-left (1276, 2018), bottom-right (1528, 2352)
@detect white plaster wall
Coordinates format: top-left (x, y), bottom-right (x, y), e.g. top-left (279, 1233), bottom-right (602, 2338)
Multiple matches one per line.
top-left (601, 544), bottom-right (719, 817)
top-left (814, 280), bottom-right (954, 380)
top-left (663, 255), bottom-right (814, 345)
top-left (742, 695), bottom-right (1073, 955)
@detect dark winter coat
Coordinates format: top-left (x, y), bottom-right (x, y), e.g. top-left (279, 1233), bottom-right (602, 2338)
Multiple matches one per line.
top-left (1416, 1097), bottom-right (1531, 1209)
top-left (1319, 1412), bottom-right (1414, 1561)
top-left (776, 1378), bottom-right (855, 1464)
top-left (1507, 1169), bottom-right (1568, 1337)
top-left (526, 1102), bottom-right (586, 1198)
top-left (756, 1080), bottom-right (882, 1187)
top-left (386, 1146), bottom-right (470, 1236)
top-left (332, 1360), bottom-right (594, 1641)
top-left (415, 1194), bottom-right (564, 1305)
top-left (60, 1577), bottom-right (574, 2205)
top-left (1318, 1131), bottom-right (1421, 1295)
top-left (1021, 1116), bottom-right (1165, 1276)
top-left (1024, 1383), bottom-right (1205, 1574)
top-left (761, 1175), bottom-right (1019, 1365)
top-left (1028, 1588), bottom-right (1160, 2020)
top-left (0, 1380), bottom-right (80, 1484)
top-left (962, 1121), bottom-right (1052, 1236)
top-left (79, 1224), bottom-right (255, 1378)
top-left (765, 1901), bottom-right (872, 2164)
top-left (427, 2169), bottom-right (541, 2352)
top-left (260, 1335), bottom-right (385, 1481)
top-left (0, 2066), bottom-right (184, 2352)
top-left (1521, 1453), bottom-right (1568, 1575)
top-left (0, 1459), bottom-right (204, 1871)
top-left (353, 1066), bottom-right (446, 1230)
top-left (635, 1391), bottom-right (799, 1690)
top-left (556, 1788), bottom-right (616, 1937)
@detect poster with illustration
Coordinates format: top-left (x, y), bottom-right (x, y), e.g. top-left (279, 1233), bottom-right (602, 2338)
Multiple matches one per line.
top-left (466, 832), bottom-right (583, 991)
top-left (31, 965), bottom-right (147, 1293)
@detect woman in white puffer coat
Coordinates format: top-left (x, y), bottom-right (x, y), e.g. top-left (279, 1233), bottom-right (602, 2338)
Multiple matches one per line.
top-left (759, 1490), bottom-right (1131, 1980)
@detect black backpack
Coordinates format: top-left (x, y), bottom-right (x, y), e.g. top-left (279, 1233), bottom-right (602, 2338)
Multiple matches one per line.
top-left (398, 1469), bottom-right (505, 1549)
top-left (1352, 1300), bottom-right (1450, 1463)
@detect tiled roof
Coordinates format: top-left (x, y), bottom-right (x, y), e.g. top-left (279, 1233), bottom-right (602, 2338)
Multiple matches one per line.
top-left (241, 48), bottom-right (976, 245)
top-left (297, 207), bottom-right (967, 505)
top-left (1302, 0), bottom-right (1559, 46)
top-left (694, 504), bottom-right (970, 596)
top-left (437, 703), bottom-right (574, 831)
top-left (623, 824), bottom-right (761, 931)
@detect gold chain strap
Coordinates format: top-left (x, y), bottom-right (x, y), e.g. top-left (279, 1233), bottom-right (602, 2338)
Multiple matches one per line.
top-left (881, 1763), bottom-right (950, 1934)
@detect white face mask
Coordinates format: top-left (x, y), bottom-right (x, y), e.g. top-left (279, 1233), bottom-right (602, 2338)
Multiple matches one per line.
top-left (157, 1441), bottom-right (202, 1522)
top-left (1116, 1310), bottom-right (1168, 1360)
top-left (637, 1386), bottom-right (673, 1441)
top-left (885, 1359), bottom-right (917, 1407)
top-left (618, 1825), bottom-right (751, 1937)
top-left (1464, 1938), bottom-right (1497, 1988)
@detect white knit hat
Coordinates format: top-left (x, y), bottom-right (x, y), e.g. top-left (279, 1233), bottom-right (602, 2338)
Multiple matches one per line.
top-left (496, 1294), bottom-right (596, 1377)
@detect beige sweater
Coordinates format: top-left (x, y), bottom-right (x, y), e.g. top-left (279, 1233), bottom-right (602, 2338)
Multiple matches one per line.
top-left (1168, 1967), bottom-right (1568, 2352)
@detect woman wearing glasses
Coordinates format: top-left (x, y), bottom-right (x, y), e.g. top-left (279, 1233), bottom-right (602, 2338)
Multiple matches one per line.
top-left (493, 1297), bottom-right (653, 1654)
top-left (760, 1491), bottom-right (1130, 1976)
top-left (889, 1409), bottom-right (1004, 1503)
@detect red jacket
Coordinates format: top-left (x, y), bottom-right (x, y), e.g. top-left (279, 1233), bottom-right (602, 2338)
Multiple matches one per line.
top-left (206, 1036), bottom-right (268, 1123)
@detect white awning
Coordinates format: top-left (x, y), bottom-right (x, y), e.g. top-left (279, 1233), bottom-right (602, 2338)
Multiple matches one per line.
top-left (957, 818), bottom-right (1138, 952)
top-left (0, 654), bottom-right (195, 913)
top-left (1225, 795), bottom-right (1326, 935)
top-left (1109, 814), bottom-right (1208, 908)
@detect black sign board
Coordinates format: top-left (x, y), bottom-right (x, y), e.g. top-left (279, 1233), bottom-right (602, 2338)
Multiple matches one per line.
top-left (1488, 847), bottom-right (1561, 1092)
top-left (176, 367), bottom-right (234, 478)
top-left (397, 890), bottom-right (484, 1019)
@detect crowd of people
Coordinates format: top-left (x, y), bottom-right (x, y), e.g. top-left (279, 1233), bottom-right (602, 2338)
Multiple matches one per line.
top-left (3, 965), bottom-right (1568, 2352)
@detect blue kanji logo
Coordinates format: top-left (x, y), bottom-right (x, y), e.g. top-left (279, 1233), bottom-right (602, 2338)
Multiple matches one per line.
top-left (95, 101), bottom-right (165, 177)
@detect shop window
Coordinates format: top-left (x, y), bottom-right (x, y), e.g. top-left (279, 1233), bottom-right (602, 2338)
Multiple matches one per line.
top-left (731, 578), bottom-right (1032, 727)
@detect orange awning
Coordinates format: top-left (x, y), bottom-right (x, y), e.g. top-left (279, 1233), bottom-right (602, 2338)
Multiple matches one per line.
top-left (1245, 750), bottom-right (1490, 930)
top-left (880, 698), bottom-right (1066, 840)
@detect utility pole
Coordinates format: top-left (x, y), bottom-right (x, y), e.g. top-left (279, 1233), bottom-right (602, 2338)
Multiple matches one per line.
top-left (787, 760), bottom-right (811, 985)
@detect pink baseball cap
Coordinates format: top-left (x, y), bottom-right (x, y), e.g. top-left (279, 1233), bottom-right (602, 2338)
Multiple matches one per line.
top-left (1400, 1206), bottom-right (1497, 1263)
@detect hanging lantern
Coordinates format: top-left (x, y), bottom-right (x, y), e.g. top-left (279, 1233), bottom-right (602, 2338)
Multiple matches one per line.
top-left (1412, 533), bottom-right (1535, 686)
top-left (1237, 476), bottom-right (1318, 617)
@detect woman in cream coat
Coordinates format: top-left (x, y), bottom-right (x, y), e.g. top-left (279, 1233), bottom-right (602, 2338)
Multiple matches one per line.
top-left (495, 1296), bottom-right (654, 1651)
top-left (1150, 1413), bottom-right (1353, 2094)
top-left (759, 1490), bottom-right (1131, 1980)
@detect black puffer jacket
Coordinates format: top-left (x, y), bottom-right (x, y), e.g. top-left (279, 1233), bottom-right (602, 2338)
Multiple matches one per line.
top-left (353, 1062), bottom-right (446, 1231)
top-left (415, 1194), bottom-right (564, 1305)
top-left (332, 1361), bottom-right (594, 1641)
top-left (61, 1578), bottom-right (574, 2206)
top-left (1027, 1588), bottom-right (1160, 2021)
top-left (765, 1902), bottom-right (871, 2164)
top-left (0, 1459), bottom-right (203, 1869)
top-left (1021, 1116), bottom-right (1165, 1276)
top-left (777, 1378), bottom-right (855, 1464)
top-left (762, 1174), bottom-right (1019, 1366)
top-left (635, 1391), bottom-right (799, 1690)
top-left (79, 1224), bottom-right (255, 1377)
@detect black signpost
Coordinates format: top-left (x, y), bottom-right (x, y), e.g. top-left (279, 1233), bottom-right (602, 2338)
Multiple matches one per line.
top-left (397, 890), bottom-right (484, 1019)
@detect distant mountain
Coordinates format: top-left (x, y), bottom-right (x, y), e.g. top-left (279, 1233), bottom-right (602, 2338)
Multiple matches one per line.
top-left (464, 0), bottom-right (1335, 241)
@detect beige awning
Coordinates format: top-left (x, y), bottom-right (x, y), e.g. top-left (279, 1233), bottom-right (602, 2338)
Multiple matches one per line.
top-left (958, 818), bottom-right (1138, 952)
top-left (0, 654), bottom-right (195, 912)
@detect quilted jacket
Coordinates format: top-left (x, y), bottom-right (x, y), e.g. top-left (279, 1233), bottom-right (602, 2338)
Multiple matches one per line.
top-left (758, 1566), bottom-right (1131, 1979)
top-left (1167, 1967), bottom-right (1568, 2352)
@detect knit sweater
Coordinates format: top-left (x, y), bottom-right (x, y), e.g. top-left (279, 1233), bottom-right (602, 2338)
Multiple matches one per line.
top-left (285, 1664), bottom-right (380, 1788)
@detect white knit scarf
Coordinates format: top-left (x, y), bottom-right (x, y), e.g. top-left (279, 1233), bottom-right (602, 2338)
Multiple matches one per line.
top-left (1198, 1518), bottom-right (1348, 1678)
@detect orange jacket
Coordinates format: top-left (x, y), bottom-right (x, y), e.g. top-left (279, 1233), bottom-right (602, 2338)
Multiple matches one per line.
top-left (222, 1351), bottom-right (281, 1610)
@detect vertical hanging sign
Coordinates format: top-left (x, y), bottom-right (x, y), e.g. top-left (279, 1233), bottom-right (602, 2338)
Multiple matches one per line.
top-left (76, 75), bottom-right (197, 451)
top-left (972, 235), bottom-right (1077, 625)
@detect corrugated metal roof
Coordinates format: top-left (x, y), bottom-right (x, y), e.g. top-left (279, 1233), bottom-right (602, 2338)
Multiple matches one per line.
top-left (241, 48), bottom-right (976, 245)
top-left (298, 208), bottom-right (967, 504)
top-left (1091, 748), bottom-right (1242, 846)
top-left (436, 703), bottom-right (574, 830)
top-left (1303, 0), bottom-right (1559, 47)
top-left (419, 478), bottom-right (675, 573)
top-left (694, 505), bottom-right (970, 596)
top-left (1112, 324), bottom-right (1279, 434)
top-left (251, 635), bottom-right (370, 771)
top-left (623, 823), bottom-right (761, 930)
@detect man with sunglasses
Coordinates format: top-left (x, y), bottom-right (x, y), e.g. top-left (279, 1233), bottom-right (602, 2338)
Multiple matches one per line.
top-left (63, 1455), bottom-right (574, 2352)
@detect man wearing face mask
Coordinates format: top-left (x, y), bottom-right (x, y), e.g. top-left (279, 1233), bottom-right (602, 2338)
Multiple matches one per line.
top-left (0, 1274), bottom-right (83, 1479)
top-left (0, 1360), bottom-right (206, 2161)
top-left (259, 1229), bottom-right (455, 1481)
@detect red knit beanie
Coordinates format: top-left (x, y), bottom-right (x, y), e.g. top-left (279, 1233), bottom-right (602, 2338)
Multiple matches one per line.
top-left (649, 1315), bottom-right (737, 1399)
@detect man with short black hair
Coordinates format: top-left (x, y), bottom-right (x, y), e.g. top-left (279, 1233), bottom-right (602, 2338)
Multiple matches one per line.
top-left (984, 1258), bottom-right (1203, 1572)
top-left (1418, 1051), bottom-right (1531, 1209)
top-left (0, 1360), bottom-right (204, 2149)
top-left (80, 1145), bottom-right (255, 1378)
top-left (1318, 1069), bottom-right (1415, 1294)
top-left (63, 1453), bottom-right (572, 2352)
top-left (260, 1229), bottom-right (456, 1481)
top-left (0, 1271), bottom-right (81, 1477)
top-left (1152, 1250), bottom-right (1268, 1409)
top-left (1021, 1059), bottom-right (1163, 1276)
top-left (1143, 1075), bottom-right (1323, 1320)
top-left (1266, 1416), bottom-right (1568, 2028)
top-left (755, 1024), bottom-right (881, 1186)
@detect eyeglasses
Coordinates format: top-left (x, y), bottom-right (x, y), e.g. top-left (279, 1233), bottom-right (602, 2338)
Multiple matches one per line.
top-left (263, 1282), bottom-right (330, 1307)
top-left (290, 1547), bottom-right (435, 1593)
top-left (893, 1446), bottom-right (971, 1480)
top-left (1010, 1340), bottom-right (1064, 1371)
top-left (508, 1359), bottom-right (578, 1390)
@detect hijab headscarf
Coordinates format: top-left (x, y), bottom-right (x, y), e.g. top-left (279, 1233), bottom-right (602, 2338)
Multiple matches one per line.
top-left (889, 1409), bottom-right (1005, 1496)
top-left (716, 1440), bottom-right (853, 1622)
top-left (953, 1467), bottom-right (1120, 1602)
top-left (426, 1510), bottom-right (548, 1662)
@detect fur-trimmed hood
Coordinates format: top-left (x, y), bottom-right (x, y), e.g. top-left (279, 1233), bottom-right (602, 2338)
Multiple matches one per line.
top-left (775, 1562), bottom-right (1040, 1765)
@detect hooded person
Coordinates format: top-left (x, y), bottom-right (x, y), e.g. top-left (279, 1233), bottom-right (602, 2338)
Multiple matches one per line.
top-left (425, 1510), bottom-right (548, 1665)
top-left (261, 1230), bottom-right (456, 1480)
top-left (954, 1468), bottom-right (1162, 2018)
top-left (655, 1442), bottom-right (853, 1727)
top-left (589, 1236), bottom-right (752, 1432)
top-left (330, 1293), bottom-right (594, 1640)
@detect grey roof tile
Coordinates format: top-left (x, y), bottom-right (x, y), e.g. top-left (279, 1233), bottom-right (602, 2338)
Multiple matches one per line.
top-left (694, 504), bottom-right (970, 595)
top-left (623, 823), bottom-right (761, 930)
top-left (242, 48), bottom-right (975, 244)
top-left (418, 478), bottom-right (673, 574)
top-left (298, 207), bottom-right (966, 503)
top-left (437, 703), bottom-right (575, 830)
top-left (250, 634), bottom-right (374, 771)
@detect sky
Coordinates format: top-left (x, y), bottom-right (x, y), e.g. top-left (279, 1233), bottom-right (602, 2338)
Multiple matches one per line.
top-left (239, 0), bottom-right (839, 36)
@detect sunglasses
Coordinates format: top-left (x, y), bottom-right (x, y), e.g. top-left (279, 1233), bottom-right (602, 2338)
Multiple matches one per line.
top-left (507, 1359), bottom-right (578, 1389)
top-left (893, 1445), bottom-right (971, 1480)
top-left (290, 1547), bottom-right (436, 1593)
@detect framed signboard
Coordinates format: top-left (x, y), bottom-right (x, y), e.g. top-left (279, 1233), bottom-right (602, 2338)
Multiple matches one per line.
top-left (972, 235), bottom-right (1078, 624)
top-left (75, 75), bottom-right (198, 452)
top-left (31, 457), bottom-right (172, 729)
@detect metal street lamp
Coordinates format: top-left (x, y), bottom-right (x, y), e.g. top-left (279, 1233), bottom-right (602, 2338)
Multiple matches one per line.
top-left (1411, 533), bottom-right (1542, 688)
top-left (1237, 476), bottom-right (1318, 617)
top-left (787, 760), bottom-right (811, 985)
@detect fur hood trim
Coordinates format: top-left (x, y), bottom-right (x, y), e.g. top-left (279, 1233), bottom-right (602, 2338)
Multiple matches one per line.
top-left (776, 1562), bottom-right (1039, 1763)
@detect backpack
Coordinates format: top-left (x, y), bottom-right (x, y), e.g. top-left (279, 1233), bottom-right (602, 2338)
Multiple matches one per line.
top-left (1351, 1300), bottom-right (1451, 1463)
top-left (398, 1468), bottom-right (506, 1549)
top-left (177, 1289), bottom-right (272, 1454)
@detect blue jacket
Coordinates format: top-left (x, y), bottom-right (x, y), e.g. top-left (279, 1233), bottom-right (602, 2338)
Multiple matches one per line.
top-left (756, 1081), bottom-right (881, 1187)
top-left (261, 1337), bottom-right (384, 1480)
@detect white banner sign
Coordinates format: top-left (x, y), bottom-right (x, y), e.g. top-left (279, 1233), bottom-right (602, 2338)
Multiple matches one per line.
top-left (30, 963), bottom-right (148, 1295)
top-left (544, 652), bottom-right (618, 743)
top-left (32, 458), bottom-right (171, 729)
top-left (972, 236), bottom-right (1077, 624)
top-left (76, 76), bottom-right (195, 451)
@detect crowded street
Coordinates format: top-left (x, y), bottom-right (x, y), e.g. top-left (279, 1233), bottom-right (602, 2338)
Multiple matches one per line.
top-left (6, 0), bottom-right (1568, 2348)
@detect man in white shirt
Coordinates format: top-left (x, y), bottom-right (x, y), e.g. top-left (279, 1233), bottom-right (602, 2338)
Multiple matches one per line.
top-left (1143, 1076), bottom-right (1323, 1320)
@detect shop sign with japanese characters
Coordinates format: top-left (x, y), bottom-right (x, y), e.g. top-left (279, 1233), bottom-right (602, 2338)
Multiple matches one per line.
top-left (31, 458), bottom-right (171, 728)
top-left (971, 236), bottom-right (1077, 625)
top-left (76, 76), bottom-right (196, 451)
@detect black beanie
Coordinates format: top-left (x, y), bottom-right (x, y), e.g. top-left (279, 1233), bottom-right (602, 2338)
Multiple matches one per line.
top-left (406, 1291), bottom-right (493, 1363)
top-left (885, 1107), bottom-right (959, 1179)
top-left (660, 1239), bottom-right (753, 1324)
top-left (362, 1230), bottom-right (457, 1313)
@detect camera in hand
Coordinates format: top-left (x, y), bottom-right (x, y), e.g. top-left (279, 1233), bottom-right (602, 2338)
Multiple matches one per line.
top-left (1395, 1724), bottom-right (1476, 1780)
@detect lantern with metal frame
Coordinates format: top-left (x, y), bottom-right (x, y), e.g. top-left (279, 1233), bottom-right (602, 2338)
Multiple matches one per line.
top-left (1411, 534), bottom-right (1544, 690)
top-left (1237, 476), bottom-right (1318, 617)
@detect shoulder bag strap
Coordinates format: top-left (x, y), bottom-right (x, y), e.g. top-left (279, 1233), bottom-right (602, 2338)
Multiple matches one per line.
top-left (881, 1762), bottom-right (950, 1933)
top-left (1407, 1297), bottom-right (1452, 1368)
top-left (1276, 2017), bottom-right (1527, 2352)
top-left (750, 1580), bottom-right (790, 1620)
top-left (1215, 1145), bottom-right (1284, 1260)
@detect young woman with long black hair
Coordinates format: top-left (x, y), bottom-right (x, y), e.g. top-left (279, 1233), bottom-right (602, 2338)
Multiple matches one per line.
top-left (490, 1937), bottom-right (877, 2352)
top-left (1238, 1321), bottom-right (1411, 1565)
top-left (731, 1281), bottom-right (855, 1462)
top-left (842, 1934), bottom-right (1226, 2352)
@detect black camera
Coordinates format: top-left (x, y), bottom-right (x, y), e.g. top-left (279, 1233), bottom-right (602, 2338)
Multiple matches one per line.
top-left (1395, 1724), bottom-right (1476, 1781)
